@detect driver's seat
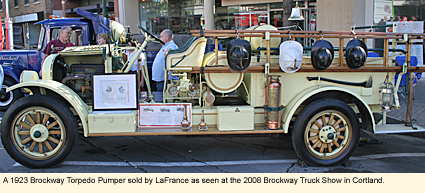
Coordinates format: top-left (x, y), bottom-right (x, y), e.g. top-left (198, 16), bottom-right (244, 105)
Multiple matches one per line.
top-left (166, 37), bottom-right (207, 71)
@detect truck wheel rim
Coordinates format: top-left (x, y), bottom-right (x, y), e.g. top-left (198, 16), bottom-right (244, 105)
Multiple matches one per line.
top-left (11, 107), bottom-right (66, 160)
top-left (304, 110), bottom-right (352, 159)
top-left (0, 85), bottom-right (13, 106)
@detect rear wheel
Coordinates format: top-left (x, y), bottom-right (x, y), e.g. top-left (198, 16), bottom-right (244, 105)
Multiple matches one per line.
top-left (291, 98), bottom-right (360, 166)
top-left (0, 78), bottom-right (24, 111)
top-left (1, 95), bottom-right (78, 168)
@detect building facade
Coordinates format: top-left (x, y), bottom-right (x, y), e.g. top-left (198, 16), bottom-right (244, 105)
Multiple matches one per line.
top-left (0, 0), bottom-right (115, 48)
top-left (135, 0), bottom-right (308, 35)
top-left (1, 0), bottom-right (424, 48)
top-left (126, 0), bottom-right (425, 35)
top-left (0, 0), bottom-right (53, 48)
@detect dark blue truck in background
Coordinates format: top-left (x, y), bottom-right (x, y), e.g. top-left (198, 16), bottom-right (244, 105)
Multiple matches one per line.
top-left (0, 9), bottom-right (110, 110)
top-left (0, 50), bottom-right (41, 110)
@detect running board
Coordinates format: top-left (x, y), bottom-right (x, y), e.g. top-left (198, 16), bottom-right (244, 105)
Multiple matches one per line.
top-left (375, 124), bottom-right (425, 134)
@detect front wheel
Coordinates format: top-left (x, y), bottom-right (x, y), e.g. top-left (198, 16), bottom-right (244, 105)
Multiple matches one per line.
top-left (291, 98), bottom-right (360, 166)
top-left (1, 95), bottom-right (78, 168)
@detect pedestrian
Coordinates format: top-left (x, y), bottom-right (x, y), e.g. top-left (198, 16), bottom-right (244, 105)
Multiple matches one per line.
top-left (152, 29), bottom-right (178, 93)
top-left (97, 33), bottom-right (108, 45)
top-left (401, 16), bottom-right (408, 22)
top-left (375, 18), bottom-right (386, 56)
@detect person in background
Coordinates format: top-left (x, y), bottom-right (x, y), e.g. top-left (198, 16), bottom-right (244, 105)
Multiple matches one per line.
top-left (126, 41), bottom-right (146, 91)
top-left (43, 26), bottom-right (74, 56)
top-left (401, 16), bottom-right (408, 22)
top-left (374, 18), bottom-right (386, 57)
top-left (152, 29), bottom-right (178, 93)
top-left (97, 33), bottom-right (108, 45)
top-left (40, 26), bottom-right (74, 77)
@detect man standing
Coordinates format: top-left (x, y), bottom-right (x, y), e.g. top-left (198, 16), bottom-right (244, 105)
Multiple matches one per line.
top-left (152, 29), bottom-right (178, 92)
top-left (44, 26), bottom-right (75, 55)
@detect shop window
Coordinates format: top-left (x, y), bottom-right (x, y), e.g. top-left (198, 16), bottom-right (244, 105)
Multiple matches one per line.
top-left (14, 0), bottom-right (18, 7)
top-left (0, 2), bottom-right (3, 10)
top-left (25, 0), bottom-right (29, 4)
top-left (139, 0), bottom-right (201, 35)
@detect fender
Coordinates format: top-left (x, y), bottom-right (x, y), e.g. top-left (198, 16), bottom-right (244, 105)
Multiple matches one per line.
top-left (41, 54), bottom-right (59, 80)
top-left (7, 80), bottom-right (90, 137)
top-left (282, 85), bottom-right (375, 133)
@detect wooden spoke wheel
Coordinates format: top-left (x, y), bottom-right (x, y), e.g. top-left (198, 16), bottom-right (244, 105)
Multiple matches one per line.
top-left (1, 95), bottom-right (78, 168)
top-left (292, 98), bottom-right (360, 166)
top-left (12, 107), bottom-right (65, 160)
top-left (305, 110), bottom-right (351, 159)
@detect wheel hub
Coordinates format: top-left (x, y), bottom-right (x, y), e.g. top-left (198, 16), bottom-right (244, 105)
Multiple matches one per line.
top-left (319, 126), bottom-right (337, 143)
top-left (0, 85), bottom-right (12, 104)
top-left (0, 90), bottom-right (6, 100)
top-left (30, 124), bottom-right (49, 142)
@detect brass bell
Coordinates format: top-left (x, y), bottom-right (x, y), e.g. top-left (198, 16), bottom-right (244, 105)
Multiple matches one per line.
top-left (288, 2), bottom-right (305, 21)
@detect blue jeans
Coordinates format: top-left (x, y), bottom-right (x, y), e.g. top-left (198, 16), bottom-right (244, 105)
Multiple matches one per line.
top-left (154, 81), bottom-right (164, 102)
top-left (156, 81), bottom-right (164, 91)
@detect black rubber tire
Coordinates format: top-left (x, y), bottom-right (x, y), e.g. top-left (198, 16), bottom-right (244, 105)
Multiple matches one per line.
top-left (1, 95), bottom-right (78, 168)
top-left (0, 78), bottom-right (24, 111)
top-left (291, 98), bottom-right (360, 166)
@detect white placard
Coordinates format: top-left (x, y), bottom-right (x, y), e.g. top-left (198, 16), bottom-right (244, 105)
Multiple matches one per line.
top-left (101, 81), bottom-right (129, 103)
top-left (374, 0), bottom-right (393, 23)
top-left (93, 74), bottom-right (138, 110)
top-left (139, 103), bottom-right (192, 127)
top-left (386, 21), bottom-right (424, 43)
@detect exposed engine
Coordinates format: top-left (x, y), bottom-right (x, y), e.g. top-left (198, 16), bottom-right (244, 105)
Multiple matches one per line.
top-left (61, 64), bottom-right (105, 104)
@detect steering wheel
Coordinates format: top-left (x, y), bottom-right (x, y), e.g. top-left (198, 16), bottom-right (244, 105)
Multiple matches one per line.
top-left (137, 25), bottom-right (165, 45)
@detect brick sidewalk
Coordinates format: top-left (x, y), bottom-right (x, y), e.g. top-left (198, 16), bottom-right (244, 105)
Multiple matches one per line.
top-left (386, 97), bottom-right (425, 127)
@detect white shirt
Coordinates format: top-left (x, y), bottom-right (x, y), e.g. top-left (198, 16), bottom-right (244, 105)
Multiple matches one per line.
top-left (152, 41), bottom-right (178, 81)
top-left (127, 50), bottom-right (145, 71)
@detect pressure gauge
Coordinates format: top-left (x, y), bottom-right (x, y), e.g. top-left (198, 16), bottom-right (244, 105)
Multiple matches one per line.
top-left (168, 85), bottom-right (179, 96)
top-left (188, 84), bottom-right (199, 96)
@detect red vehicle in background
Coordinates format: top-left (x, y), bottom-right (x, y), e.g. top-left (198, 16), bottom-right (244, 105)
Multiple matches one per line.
top-left (234, 13), bottom-right (258, 28)
top-left (0, 15), bottom-right (4, 51)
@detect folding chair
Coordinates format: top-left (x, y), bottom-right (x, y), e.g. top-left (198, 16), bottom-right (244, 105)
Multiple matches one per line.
top-left (394, 56), bottom-right (420, 99)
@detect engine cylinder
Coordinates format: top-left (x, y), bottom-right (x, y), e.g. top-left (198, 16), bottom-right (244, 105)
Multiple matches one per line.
top-left (264, 75), bottom-right (283, 130)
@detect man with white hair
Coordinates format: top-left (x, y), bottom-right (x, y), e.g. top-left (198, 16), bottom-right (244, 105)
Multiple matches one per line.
top-left (152, 29), bottom-right (178, 92)
top-left (39, 26), bottom-right (75, 77)
top-left (43, 26), bottom-right (75, 55)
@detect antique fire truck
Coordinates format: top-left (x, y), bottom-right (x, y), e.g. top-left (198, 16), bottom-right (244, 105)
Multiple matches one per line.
top-left (2, 21), bottom-right (424, 168)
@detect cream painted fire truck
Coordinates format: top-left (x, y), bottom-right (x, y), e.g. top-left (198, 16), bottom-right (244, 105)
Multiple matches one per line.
top-left (2, 21), bottom-right (424, 168)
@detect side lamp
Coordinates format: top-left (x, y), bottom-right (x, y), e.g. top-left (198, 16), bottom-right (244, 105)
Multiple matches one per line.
top-left (379, 82), bottom-right (394, 111)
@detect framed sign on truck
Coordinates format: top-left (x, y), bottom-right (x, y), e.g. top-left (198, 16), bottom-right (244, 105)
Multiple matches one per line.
top-left (138, 103), bottom-right (192, 128)
top-left (93, 73), bottom-right (138, 110)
